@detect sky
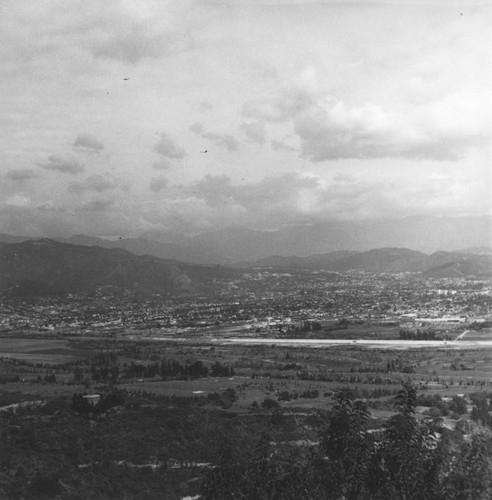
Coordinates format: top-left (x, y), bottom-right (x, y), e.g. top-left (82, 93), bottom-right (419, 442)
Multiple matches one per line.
top-left (1, 0), bottom-right (490, 238)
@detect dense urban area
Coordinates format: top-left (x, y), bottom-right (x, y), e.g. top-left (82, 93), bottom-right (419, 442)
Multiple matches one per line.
top-left (1, 272), bottom-right (490, 336)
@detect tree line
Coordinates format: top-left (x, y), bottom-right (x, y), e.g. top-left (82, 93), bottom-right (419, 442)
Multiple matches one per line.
top-left (123, 359), bottom-right (234, 380)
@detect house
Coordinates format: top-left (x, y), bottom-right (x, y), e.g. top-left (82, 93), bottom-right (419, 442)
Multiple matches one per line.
top-left (83, 394), bottom-right (100, 407)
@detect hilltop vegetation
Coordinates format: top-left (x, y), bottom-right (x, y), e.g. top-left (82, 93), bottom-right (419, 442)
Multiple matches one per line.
top-left (0, 239), bottom-right (236, 296)
top-left (1, 381), bottom-right (490, 499)
top-left (201, 385), bottom-right (491, 500)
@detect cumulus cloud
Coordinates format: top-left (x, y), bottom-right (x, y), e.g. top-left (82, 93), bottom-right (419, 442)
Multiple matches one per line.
top-left (161, 169), bottom-right (483, 231)
top-left (1, 3), bottom-right (489, 238)
top-left (294, 97), bottom-right (489, 161)
top-left (190, 122), bottom-right (238, 152)
top-left (244, 78), bottom-right (491, 161)
top-left (5, 168), bottom-right (38, 181)
top-left (178, 172), bottom-right (326, 228)
top-left (0, 167), bottom-right (486, 237)
top-left (39, 155), bottom-right (84, 174)
top-left (138, 173), bottom-right (326, 233)
top-left (68, 175), bottom-right (118, 194)
top-left (73, 133), bottom-right (104, 153)
top-left (149, 176), bottom-right (168, 192)
top-left (154, 132), bottom-right (187, 159)
top-left (241, 121), bottom-right (266, 145)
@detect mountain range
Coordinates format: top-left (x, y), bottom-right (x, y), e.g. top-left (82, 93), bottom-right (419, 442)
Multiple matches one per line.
top-left (1, 215), bottom-right (491, 264)
top-left (240, 248), bottom-right (492, 277)
top-left (0, 239), bottom-right (235, 296)
top-left (0, 238), bottom-right (490, 297)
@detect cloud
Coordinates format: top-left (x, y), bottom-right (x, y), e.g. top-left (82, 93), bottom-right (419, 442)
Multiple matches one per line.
top-left (1, 3), bottom-right (489, 238)
top-left (271, 138), bottom-right (296, 152)
top-left (68, 175), bottom-right (118, 194)
top-left (154, 132), bottom-right (187, 159)
top-left (5, 168), bottom-right (38, 181)
top-left (0, 200), bottom-right (147, 238)
top-left (5, 194), bottom-right (31, 207)
top-left (333, 173), bottom-right (355, 184)
top-left (139, 173), bottom-right (325, 233)
top-left (200, 100), bottom-right (213, 111)
top-left (152, 160), bottom-right (171, 170)
top-left (73, 133), bottom-right (104, 153)
top-left (0, 166), bottom-right (487, 237)
top-left (243, 73), bottom-right (491, 161)
top-left (92, 32), bottom-right (169, 64)
top-left (178, 172), bottom-right (326, 228)
top-left (39, 155), bottom-right (84, 174)
top-left (165, 169), bottom-right (484, 231)
top-left (149, 176), bottom-right (168, 192)
top-left (190, 122), bottom-right (238, 152)
top-left (1, 2), bottom-right (196, 66)
top-left (294, 95), bottom-right (490, 161)
top-left (77, 199), bottom-right (114, 212)
top-left (241, 121), bottom-right (266, 145)
top-left (243, 88), bottom-right (315, 123)
top-left (88, 8), bottom-right (195, 64)
top-left (91, 30), bottom-right (194, 64)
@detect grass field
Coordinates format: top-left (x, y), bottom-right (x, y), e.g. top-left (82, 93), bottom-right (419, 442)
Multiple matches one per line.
top-left (0, 337), bottom-right (97, 364)
top-left (2, 333), bottom-right (492, 414)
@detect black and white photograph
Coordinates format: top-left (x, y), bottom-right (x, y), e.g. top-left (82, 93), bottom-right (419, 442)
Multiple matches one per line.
top-left (0, 0), bottom-right (491, 498)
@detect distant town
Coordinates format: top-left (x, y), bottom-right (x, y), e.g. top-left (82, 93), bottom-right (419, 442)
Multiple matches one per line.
top-left (1, 270), bottom-right (490, 340)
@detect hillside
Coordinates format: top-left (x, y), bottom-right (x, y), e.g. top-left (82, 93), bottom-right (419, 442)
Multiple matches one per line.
top-left (243, 247), bottom-right (492, 277)
top-left (0, 240), bottom-right (490, 298)
top-left (0, 239), bottom-right (235, 296)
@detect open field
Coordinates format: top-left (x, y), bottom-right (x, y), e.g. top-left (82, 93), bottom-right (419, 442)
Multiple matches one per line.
top-left (0, 337), bottom-right (96, 364)
top-left (3, 333), bottom-right (492, 403)
top-left (462, 328), bottom-right (492, 341)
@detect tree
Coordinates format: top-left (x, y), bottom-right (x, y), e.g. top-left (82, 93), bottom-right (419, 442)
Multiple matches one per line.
top-left (442, 435), bottom-right (491, 500)
top-left (243, 433), bottom-right (279, 499)
top-left (450, 395), bottom-right (468, 416)
top-left (199, 384), bottom-right (492, 500)
top-left (316, 388), bottom-right (372, 500)
top-left (200, 440), bottom-right (247, 500)
top-left (373, 383), bottom-right (443, 500)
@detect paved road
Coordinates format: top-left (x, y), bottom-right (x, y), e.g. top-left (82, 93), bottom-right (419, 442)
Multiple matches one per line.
top-left (151, 335), bottom-right (492, 349)
top-left (216, 338), bottom-right (492, 349)
top-left (454, 330), bottom-right (469, 341)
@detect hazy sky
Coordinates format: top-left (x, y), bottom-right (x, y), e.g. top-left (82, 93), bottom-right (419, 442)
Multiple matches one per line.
top-left (1, 0), bottom-right (490, 237)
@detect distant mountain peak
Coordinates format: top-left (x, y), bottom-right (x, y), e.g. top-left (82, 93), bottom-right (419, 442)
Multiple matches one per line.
top-left (0, 215), bottom-right (490, 265)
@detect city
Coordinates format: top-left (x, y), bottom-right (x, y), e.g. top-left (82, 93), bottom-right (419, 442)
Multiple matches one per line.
top-left (1, 271), bottom-right (490, 338)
